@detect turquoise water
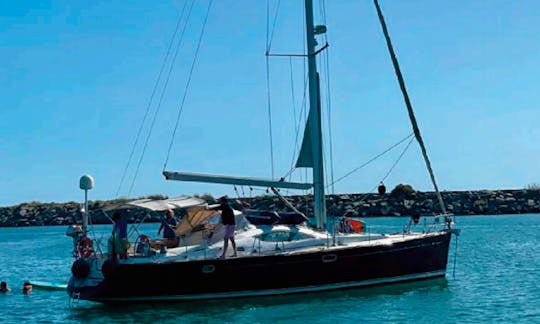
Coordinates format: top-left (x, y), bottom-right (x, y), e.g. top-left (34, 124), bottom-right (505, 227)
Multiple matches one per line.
top-left (0, 215), bottom-right (539, 323)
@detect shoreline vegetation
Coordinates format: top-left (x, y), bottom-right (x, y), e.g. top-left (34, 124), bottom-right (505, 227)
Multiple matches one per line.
top-left (1, 185), bottom-right (539, 227)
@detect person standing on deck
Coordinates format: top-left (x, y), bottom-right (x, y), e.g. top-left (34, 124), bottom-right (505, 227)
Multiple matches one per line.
top-left (112, 212), bottom-right (128, 259)
top-left (212, 196), bottom-right (237, 259)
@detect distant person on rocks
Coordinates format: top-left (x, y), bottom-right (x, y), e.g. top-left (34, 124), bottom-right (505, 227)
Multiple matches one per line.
top-left (0, 281), bottom-right (10, 293)
top-left (212, 196), bottom-right (237, 259)
top-left (378, 182), bottom-right (387, 195)
top-left (22, 282), bottom-right (32, 295)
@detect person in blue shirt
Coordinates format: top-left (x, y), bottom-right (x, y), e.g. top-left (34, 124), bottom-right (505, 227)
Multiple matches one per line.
top-left (112, 212), bottom-right (129, 259)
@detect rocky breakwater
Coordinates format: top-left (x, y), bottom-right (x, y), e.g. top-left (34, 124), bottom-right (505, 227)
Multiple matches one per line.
top-left (0, 199), bottom-right (160, 227)
top-left (1, 188), bottom-right (539, 227)
top-left (239, 188), bottom-right (540, 218)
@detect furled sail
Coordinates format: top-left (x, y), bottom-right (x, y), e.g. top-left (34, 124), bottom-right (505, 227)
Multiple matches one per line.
top-left (295, 115), bottom-right (314, 168)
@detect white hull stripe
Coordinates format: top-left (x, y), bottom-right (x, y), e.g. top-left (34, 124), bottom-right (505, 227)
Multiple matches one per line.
top-left (96, 270), bottom-right (446, 302)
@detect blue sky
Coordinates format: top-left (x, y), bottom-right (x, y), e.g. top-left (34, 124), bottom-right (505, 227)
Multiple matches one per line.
top-left (1, 0), bottom-right (539, 206)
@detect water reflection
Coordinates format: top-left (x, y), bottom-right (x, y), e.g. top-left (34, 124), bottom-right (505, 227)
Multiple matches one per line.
top-left (66, 278), bottom-right (448, 322)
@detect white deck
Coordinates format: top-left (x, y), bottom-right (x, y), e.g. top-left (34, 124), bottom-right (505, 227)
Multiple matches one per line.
top-left (119, 224), bottom-right (446, 265)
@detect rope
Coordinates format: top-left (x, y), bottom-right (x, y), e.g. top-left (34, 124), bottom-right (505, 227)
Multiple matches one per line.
top-left (267, 0), bottom-right (282, 52)
top-left (318, 0), bottom-right (336, 233)
top-left (373, 0), bottom-right (447, 214)
top-left (163, 0), bottom-right (214, 171)
top-left (266, 0), bottom-right (270, 50)
top-left (328, 133), bottom-right (414, 188)
top-left (128, 0), bottom-right (196, 196)
top-left (282, 167), bottom-right (296, 180)
top-left (265, 56), bottom-right (275, 179)
top-left (453, 234), bottom-right (459, 278)
top-left (321, 15), bottom-right (335, 194)
top-left (319, 57), bottom-right (330, 193)
top-left (284, 58), bottom-right (309, 181)
top-left (288, 56), bottom-right (298, 181)
top-left (301, 3), bottom-right (308, 188)
top-left (264, 0), bottom-right (277, 179)
top-left (115, 1), bottom-right (189, 197)
top-left (370, 136), bottom-right (414, 192)
top-left (264, 0), bottom-right (282, 179)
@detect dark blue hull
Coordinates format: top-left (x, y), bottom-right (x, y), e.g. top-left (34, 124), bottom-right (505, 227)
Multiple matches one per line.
top-left (69, 231), bottom-right (452, 303)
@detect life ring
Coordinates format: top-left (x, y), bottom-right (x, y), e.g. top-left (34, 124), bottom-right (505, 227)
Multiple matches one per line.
top-left (77, 237), bottom-right (94, 258)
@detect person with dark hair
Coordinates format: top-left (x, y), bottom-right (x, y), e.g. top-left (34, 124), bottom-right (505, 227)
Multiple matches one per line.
top-left (378, 182), bottom-right (387, 195)
top-left (212, 196), bottom-right (237, 259)
top-left (22, 282), bottom-right (32, 295)
top-left (112, 212), bottom-right (129, 259)
top-left (0, 281), bottom-right (9, 293)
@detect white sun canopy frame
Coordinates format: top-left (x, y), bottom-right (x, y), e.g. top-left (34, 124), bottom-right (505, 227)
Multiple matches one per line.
top-left (126, 196), bottom-right (206, 212)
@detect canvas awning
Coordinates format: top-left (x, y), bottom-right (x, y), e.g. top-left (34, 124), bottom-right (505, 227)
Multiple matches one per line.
top-left (174, 205), bottom-right (219, 236)
top-left (103, 196), bottom-right (206, 212)
top-left (127, 196), bottom-right (206, 211)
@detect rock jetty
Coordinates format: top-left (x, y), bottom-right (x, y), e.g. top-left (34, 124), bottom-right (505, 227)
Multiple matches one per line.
top-left (0, 189), bottom-right (539, 227)
top-left (240, 189), bottom-right (540, 218)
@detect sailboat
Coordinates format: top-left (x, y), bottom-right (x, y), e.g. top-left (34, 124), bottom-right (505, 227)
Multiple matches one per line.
top-left (67, 0), bottom-right (459, 303)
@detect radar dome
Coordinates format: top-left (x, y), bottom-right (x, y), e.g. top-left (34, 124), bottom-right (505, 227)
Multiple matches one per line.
top-left (79, 175), bottom-right (94, 190)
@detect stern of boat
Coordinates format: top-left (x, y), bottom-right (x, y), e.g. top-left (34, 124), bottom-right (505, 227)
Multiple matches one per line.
top-left (67, 255), bottom-right (106, 300)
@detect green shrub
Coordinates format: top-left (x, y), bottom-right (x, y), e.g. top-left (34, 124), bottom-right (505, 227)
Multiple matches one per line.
top-left (195, 193), bottom-right (216, 203)
top-left (145, 194), bottom-right (168, 200)
top-left (390, 184), bottom-right (416, 198)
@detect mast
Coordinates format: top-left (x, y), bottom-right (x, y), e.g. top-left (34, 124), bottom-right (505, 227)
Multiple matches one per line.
top-left (164, 1), bottom-right (328, 229)
top-left (304, 0), bottom-right (326, 229)
top-left (373, 0), bottom-right (447, 216)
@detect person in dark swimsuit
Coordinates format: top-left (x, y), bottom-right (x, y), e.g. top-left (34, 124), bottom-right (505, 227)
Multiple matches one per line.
top-left (22, 282), bottom-right (32, 295)
top-left (0, 281), bottom-right (10, 293)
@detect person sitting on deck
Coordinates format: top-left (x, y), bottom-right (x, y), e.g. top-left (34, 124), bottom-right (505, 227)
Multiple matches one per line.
top-left (0, 281), bottom-right (10, 293)
top-left (158, 209), bottom-right (177, 238)
top-left (156, 209), bottom-right (179, 248)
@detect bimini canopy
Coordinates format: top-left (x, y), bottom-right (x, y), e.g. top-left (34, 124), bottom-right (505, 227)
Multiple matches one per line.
top-left (121, 196), bottom-right (206, 211)
top-left (174, 205), bottom-right (219, 236)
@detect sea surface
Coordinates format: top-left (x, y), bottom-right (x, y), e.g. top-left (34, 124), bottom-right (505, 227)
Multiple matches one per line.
top-left (0, 215), bottom-right (539, 323)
